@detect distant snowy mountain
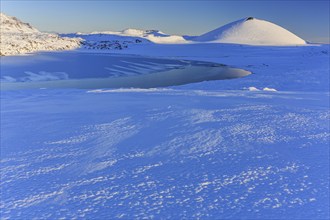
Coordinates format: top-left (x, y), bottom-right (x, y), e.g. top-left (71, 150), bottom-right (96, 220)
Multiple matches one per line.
top-left (121, 28), bottom-right (187, 43)
top-left (79, 28), bottom-right (187, 44)
top-left (194, 17), bottom-right (306, 45)
top-left (121, 28), bottom-right (164, 37)
top-left (0, 13), bottom-right (81, 56)
top-left (63, 33), bottom-right (149, 50)
top-left (0, 14), bottom-right (311, 56)
top-left (75, 18), bottom-right (308, 46)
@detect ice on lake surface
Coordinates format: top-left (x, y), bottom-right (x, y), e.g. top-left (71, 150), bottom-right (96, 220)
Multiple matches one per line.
top-left (1, 52), bottom-right (251, 90)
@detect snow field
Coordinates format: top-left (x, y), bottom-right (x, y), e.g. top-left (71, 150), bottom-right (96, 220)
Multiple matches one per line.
top-left (1, 89), bottom-right (329, 219)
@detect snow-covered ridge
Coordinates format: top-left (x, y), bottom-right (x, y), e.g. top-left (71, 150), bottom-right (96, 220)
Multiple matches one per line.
top-left (121, 28), bottom-right (187, 44)
top-left (194, 17), bottom-right (306, 45)
top-left (77, 28), bottom-right (187, 44)
top-left (0, 13), bottom-right (81, 56)
top-left (1, 13), bottom-right (311, 56)
top-left (71, 18), bottom-right (308, 46)
top-left (62, 28), bottom-right (187, 51)
top-left (0, 13), bottom-right (39, 33)
top-left (122, 28), bottom-right (166, 37)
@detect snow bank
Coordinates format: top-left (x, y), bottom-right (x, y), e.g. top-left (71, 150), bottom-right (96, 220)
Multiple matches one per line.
top-left (194, 17), bottom-right (306, 45)
top-left (0, 13), bottom-right (81, 56)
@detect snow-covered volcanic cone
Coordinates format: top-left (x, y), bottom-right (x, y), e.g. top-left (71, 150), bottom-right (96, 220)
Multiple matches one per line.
top-left (0, 13), bottom-right (81, 56)
top-left (194, 17), bottom-right (306, 45)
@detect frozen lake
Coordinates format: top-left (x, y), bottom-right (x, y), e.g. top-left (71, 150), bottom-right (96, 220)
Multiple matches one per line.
top-left (1, 45), bottom-right (329, 219)
top-left (1, 52), bottom-right (251, 90)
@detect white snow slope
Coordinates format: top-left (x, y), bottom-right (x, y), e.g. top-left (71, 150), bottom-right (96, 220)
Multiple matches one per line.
top-left (194, 17), bottom-right (306, 45)
top-left (0, 13), bottom-right (81, 56)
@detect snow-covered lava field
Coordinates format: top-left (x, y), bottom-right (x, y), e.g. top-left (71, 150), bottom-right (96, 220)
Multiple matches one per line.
top-left (1, 13), bottom-right (329, 219)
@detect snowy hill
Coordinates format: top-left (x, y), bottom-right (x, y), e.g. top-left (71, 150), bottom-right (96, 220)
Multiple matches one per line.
top-left (121, 28), bottom-right (164, 37)
top-left (0, 13), bottom-right (81, 56)
top-left (71, 18), bottom-right (308, 47)
top-left (88, 28), bottom-right (166, 37)
top-left (80, 28), bottom-right (187, 44)
top-left (121, 28), bottom-right (187, 43)
top-left (194, 17), bottom-right (306, 45)
top-left (0, 13), bottom-right (39, 33)
top-left (60, 28), bottom-right (187, 52)
top-left (1, 14), bottom-right (311, 56)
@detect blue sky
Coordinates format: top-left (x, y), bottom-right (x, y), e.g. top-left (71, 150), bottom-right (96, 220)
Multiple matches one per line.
top-left (1, 0), bottom-right (329, 43)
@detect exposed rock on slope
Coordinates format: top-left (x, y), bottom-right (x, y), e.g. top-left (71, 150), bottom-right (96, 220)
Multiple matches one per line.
top-left (1, 13), bottom-right (39, 33)
top-left (0, 13), bottom-right (81, 56)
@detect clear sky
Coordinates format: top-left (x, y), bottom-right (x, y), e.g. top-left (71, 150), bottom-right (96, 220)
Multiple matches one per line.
top-left (1, 0), bottom-right (329, 43)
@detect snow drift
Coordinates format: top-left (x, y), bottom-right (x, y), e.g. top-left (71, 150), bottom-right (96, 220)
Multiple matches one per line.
top-left (0, 13), bottom-right (81, 56)
top-left (194, 17), bottom-right (306, 45)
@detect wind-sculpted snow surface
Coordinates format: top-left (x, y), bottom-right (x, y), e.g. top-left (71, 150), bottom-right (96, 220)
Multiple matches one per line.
top-left (1, 89), bottom-right (329, 219)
